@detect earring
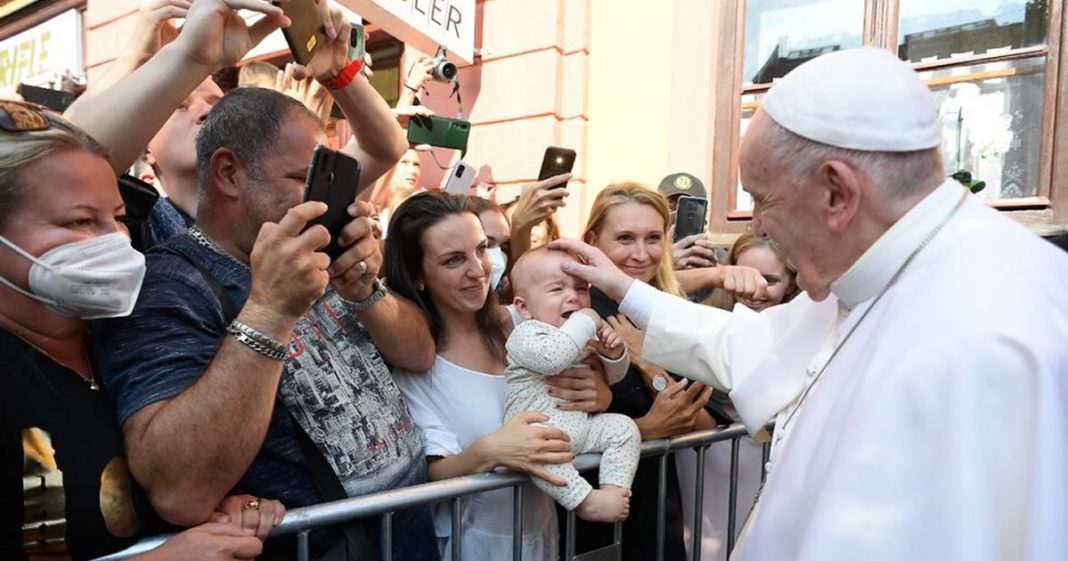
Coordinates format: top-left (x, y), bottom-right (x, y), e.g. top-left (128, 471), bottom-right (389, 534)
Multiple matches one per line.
top-left (416, 282), bottom-right (425, 291)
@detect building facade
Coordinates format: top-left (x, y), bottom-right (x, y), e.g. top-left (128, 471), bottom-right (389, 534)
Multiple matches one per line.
top-left (2, 0), bottom-right (1065, 239)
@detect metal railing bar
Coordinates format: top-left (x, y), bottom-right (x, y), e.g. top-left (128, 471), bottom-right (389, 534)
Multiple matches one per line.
top-left (379, 512), bottom-right (392, 561)
top-left (94, 425), bottom-right (757, 561)
top-left (656, 453), bottom-right (667, 561)
top-left (512, 485), bottom-right (524, 561)
top-left (565, 509), bottom-right (577, 561)
top-left (297, 530), bottom-right (310, 561)
top-left (451, 497), bottom-right (463, 560)
top-left (726, 438), bottom-right (740, 555)
top-left (690, 444), bottom-right (708, 561)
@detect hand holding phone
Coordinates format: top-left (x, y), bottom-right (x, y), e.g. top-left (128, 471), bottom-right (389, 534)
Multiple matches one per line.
top-left (303, 145), bottom-right (363, 260)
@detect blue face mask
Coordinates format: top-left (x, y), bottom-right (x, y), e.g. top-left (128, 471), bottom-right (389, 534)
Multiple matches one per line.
top-left (487, 246), bottom-right (507, 291)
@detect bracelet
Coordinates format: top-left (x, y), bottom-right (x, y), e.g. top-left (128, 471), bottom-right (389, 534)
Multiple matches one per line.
top-left (343, 278), bottom-right (387, 312)
top-left (318, 59), bottom-right (363, 91)
top-left (227, 320), bottom-right (287, 361)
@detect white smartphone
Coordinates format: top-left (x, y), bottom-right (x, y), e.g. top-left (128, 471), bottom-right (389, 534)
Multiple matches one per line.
top-left (443, 160), bottom-right (476, 195)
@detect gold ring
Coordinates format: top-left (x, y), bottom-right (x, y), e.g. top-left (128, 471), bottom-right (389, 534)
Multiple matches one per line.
top-left (242, 498), bottom-right (261, 511)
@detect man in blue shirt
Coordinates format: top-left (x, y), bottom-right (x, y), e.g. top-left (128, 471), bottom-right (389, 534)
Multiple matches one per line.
top-left (91, 3), bottom-right (438, 558)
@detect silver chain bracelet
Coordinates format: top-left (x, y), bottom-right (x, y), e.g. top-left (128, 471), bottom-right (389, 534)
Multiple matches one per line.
top-left (227, 320), bottom-right (287, 361)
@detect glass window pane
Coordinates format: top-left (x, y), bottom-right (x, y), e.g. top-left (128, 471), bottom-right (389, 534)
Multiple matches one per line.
top-left (899, 0), bottom-right (1049, 63)
top-left (924, 56), bottom-right (1045, 200)
top-left (734, 92), bottom-right (764, 212)
top-left (743, 0), bottom-right (864, 86)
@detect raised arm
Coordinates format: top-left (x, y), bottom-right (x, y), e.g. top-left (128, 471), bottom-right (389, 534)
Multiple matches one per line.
top-left (65, 0), bottom-right (289, 174)
top-left (294, 5), bottom-right (406, 190)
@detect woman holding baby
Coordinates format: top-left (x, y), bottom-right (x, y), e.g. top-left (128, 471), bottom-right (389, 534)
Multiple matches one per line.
top-left (386, 192), bottom-right (613, 560)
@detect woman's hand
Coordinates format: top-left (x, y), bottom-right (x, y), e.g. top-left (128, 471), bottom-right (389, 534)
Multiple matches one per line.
top-left (548, 361), bottom-right (612, 413)
top-left (606, 314), bottom-right (644, 365)
top-left (210, 494), bottom-right (285, 541)
top-left (635, 379), bottom-right (713, 440)
top-left (480, 411), bottom-right (572, 485)
top-left (510, 174), bottom-right (571, 232)
top-left (137, 522), bottom-right (262, 561)
top-left (671, 231), bottom-right (719, 270)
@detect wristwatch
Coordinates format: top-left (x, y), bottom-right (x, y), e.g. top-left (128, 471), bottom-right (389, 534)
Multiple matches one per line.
top-left (345, 278), bottom-right (387, 311)
top-left (651, 374), bottom-right (669, 393)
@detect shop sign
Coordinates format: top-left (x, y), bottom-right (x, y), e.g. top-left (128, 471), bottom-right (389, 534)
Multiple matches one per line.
top-left (0, 8), bottom-right (81, 90)
top-left (340, 0), bottom-right (474, 62)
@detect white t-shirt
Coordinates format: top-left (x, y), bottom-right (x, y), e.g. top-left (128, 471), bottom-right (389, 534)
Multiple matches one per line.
top-left (394, 355), bottom-right (559, 561)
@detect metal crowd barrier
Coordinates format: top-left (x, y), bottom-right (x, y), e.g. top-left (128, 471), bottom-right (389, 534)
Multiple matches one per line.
top-left (95, 424), bottom-right (769, 561)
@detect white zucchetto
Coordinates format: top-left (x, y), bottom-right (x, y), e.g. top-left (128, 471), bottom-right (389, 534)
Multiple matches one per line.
top-left (760, 47), bottom-right (943, 152)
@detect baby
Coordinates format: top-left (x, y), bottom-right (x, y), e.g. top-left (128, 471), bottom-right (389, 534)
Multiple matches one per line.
top-left (504, 247), bottom-right (641, 523)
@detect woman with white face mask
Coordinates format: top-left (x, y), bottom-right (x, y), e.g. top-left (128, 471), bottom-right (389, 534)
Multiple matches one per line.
top-left (0, 101), bottom-right (281, 560)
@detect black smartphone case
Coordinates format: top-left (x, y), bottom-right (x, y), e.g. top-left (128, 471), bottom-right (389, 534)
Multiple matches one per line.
top-left (538, 147), bottom-right (576, 182)
top-left (304, 146), bottom-right (362, 261)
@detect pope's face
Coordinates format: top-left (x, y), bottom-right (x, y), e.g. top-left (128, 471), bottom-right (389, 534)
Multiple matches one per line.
top-left (739, 111), bottom-right (833, 300)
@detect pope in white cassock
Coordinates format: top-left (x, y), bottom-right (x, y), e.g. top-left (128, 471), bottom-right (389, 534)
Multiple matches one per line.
top-left (552, 47), bottom-right (1068, 560)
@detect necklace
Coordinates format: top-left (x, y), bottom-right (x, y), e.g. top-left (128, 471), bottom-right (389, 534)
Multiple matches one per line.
top-left (189, 227), bottom-right (250, 271)
top-left (737, 188), bottom-right (970, 541)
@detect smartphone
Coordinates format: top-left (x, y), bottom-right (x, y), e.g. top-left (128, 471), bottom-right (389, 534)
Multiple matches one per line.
top-left (18, 83), bottom-right (76, 112)
top-left (406, 115), bottom-right (471, 151)
top-left (303, 145), bottom-right (362, 261)
top-left (348, 21), bottom-right (366, 64)
top-left (276, 0), bottom-right (325, 66)
top-left (443, 160), bottom-right (476, 195)
top-left (673, 195), bottom-right (708, 242)
top-left (537, 146), bottom-right (576, 184)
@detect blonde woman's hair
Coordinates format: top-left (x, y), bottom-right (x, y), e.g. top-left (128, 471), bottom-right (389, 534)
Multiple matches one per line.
top-left (0, 105), bottom-right (110, 224)
top-left (582, 181), bottom-right (684, 297)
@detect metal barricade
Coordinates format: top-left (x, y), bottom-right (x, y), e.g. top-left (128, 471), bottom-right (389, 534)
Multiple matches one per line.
top-left (94, 424), bottom-right (768, 561)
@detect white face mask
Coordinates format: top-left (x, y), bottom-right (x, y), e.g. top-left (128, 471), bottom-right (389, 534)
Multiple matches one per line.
top-left (487, 246), bottom-right (507, 291)
top-left (0, 232), bottom-right (146, 319)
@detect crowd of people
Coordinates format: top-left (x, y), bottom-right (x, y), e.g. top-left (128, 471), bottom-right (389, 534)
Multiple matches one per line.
top-left (2, 1), bottom-right (1067, 561)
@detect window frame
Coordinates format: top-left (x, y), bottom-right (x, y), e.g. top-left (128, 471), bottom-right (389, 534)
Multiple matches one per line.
top-left (710, 0), bottom-right (1068, 234)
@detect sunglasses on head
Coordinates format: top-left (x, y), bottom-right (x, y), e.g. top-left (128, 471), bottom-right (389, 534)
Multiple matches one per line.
top-left (0, 100), bottom-right (50, 133)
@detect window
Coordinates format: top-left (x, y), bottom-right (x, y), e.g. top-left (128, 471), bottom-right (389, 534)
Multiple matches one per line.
top-left (712, 0), bottom-right (1066, 231)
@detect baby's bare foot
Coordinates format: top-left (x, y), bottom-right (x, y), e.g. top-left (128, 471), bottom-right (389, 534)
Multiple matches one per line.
top-left (575, 487), bottom-right (631, 523)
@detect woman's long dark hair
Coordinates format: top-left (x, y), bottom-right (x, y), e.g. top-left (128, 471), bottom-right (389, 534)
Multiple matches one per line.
top-left (384, 191), bottom-right (507, 362)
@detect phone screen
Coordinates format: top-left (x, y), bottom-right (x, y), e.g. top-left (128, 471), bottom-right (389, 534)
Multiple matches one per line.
top-left (538, 147), bottom-right (576, 184)
top-left (303, 146), bottom-right (362, 260)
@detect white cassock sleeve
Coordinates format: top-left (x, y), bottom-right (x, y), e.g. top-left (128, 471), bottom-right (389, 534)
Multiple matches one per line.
top-left (620, 281), bottom-right (733, 392)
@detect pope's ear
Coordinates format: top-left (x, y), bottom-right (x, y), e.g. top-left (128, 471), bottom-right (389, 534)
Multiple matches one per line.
top-left (819, 159), bottom-right (861, 233)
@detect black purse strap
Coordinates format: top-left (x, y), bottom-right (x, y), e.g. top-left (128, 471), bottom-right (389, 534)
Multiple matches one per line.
top-left (159, 245), bottom-right (380, 561)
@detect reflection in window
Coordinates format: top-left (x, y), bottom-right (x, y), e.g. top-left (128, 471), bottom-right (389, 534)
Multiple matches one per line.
top-left (743, 0), bottom-right (863, 85)
top-left (899, 0), bottom-right (1049, 63)
top-left (926, 57), bottom-right (1045, 200)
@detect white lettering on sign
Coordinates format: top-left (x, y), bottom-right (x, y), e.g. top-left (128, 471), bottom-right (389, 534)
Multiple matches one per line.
top-left (340, 0), bottom-right (474, 63)
top-left (0, 9), bottom-right (81, 90)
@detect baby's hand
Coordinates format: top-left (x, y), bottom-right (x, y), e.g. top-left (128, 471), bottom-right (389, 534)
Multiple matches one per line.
top-left (592, 323), bottom-right (624, 360)
top-left (575, 308), bottom-right (603, 328)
